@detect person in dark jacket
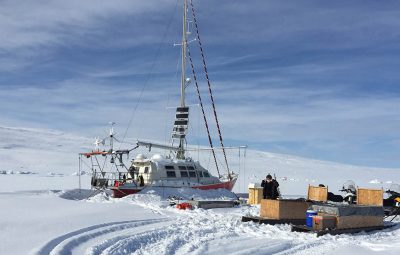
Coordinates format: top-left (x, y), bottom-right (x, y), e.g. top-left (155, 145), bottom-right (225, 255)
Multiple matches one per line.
top-left (261, 174), bottom-right (280, 199)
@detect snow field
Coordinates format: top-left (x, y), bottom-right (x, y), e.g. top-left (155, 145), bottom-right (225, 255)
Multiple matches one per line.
top-left (1, 126), bottom-right (399, 254)
top-left (30, 189), bottom-right (400, 255)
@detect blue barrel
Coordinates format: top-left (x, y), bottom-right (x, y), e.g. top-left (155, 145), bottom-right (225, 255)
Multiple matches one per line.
top-left (306, 210), bottom-right (318, 227)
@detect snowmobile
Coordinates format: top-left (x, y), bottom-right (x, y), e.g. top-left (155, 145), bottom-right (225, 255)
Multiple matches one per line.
top-left (340, 180), bottom-right (357, 204)
top-left (384, 183), bottom-right (400, 219)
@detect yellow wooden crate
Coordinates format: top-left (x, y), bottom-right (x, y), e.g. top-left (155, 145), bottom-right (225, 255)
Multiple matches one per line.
top-left (307, 185), bottom-right (328, 202)
top-left (357, 188), bottom-right (383, 206)
top-left (248, 187), bottom-right (263, 205)
top-left (260, 199), bottom-right (310, 219)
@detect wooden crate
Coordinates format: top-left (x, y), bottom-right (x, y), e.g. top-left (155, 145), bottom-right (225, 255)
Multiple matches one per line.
top-left (260, 199), bottom-right (310, 219)
top-left (248, 187), bottom-right (263, 205)
top-left (307, 185), bottom-right (328, 202)
top-left (357, 188), bottom-right (383, 206)
top-left (336, 215), bottom-right (383, 229)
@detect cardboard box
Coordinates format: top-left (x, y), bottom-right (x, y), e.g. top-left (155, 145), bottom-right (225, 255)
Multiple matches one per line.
top-left (248, 187), bottom-right (263, 205)
top-left (313, 215), bottom-right (336, 230)
top-left (357, 188), bottom-right (383, 206)
top-left (260, 199), bottom-right (310, 219)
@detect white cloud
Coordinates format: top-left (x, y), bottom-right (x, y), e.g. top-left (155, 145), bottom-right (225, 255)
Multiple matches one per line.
top-left (0, 0), bottom-right (176, 71)
top-left (0, 0), bottom-right (173, 49)
top-left (1, 79), bottom-right (399, 146)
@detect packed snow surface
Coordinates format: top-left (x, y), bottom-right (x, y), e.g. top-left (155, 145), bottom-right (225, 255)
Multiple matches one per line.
top-left (0, 126), bottom-right (399, 254)
top-left (1, 180), bottom-right (399, 255)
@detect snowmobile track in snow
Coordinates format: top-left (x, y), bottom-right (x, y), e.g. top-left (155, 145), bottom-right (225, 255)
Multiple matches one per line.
top-left (31, 199), bottom-right (400, 255)
top-left (32, 218), bottom-right (170, 255)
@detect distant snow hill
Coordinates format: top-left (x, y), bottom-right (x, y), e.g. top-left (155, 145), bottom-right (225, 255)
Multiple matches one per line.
top-left (0, 125), bottom-right (399, 194)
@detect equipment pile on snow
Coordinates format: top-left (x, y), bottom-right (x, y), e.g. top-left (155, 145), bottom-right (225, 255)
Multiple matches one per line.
top-left (243, 181), bottom-right (397, 236)
top-left (291, 184), bottom-right (395, 236)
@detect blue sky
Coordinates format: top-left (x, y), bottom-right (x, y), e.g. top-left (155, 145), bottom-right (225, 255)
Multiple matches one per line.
top-left (0, 0), bottom-right (400, 168)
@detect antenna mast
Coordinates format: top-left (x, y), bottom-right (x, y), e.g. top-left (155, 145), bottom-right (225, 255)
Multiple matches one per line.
top-left (180, 0), bottom-right (187, 107)
top-left (109, 122), bottom-right (116, 152)
top-left (175, 0), bottom-right (188, 159)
